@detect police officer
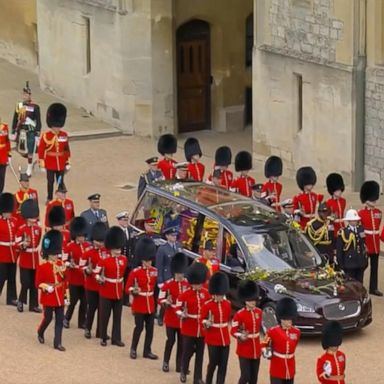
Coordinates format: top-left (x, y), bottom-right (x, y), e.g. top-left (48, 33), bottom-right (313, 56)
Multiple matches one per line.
top-left (80, 194), bottom-right (109, 240)
top-left (137, 157), bottom-right (163, 199)
top-left (336, 209), bottom-right (367, 283)
top-left (262, 156), bottom-right (283, 211)
top-left (230, 151), bottom-right (255, 197)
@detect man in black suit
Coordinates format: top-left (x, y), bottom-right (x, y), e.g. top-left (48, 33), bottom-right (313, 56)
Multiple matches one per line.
top-left (80, 194), bottom-right (109, 240)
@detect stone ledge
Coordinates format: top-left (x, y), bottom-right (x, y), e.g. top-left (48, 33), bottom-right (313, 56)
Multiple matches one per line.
top-left (68, 128), bottom-right (124, 141)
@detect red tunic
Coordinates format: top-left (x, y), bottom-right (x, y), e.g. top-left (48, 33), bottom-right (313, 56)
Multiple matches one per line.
top-left (35, 259), bottom-right (67, 307)
top-left (316, 350), bottom-right (346, 384)
top-left (80, 246), bottom-right (109, 292)
top-left (265, 325), bottom-right (301, 380)
top-left (208, 168), bottom-right (234, 190)
top-left (231, 307), bottom-right (262, 359)
top-left (187, 162), bottom-right (205, 182)
top-left (195, 256), bottom-right (220, 279)
top-left (126, 266), bottom-right (157, 314)
top-left (176, 287), bottom-right (210, 338)
top-left (0, 216), bottom-right (18, 263)
top-left (358, 207), bottom-right (382, 254)
top-left (97, 255), bottom-right (127, 300)
top-left (64, 241), bottom-right (92, 286)
top-left (38, 130), bottom-right (70, 171)
top-left (44, 198), bottom-right (75, 229)
top-left (157, 158), bottom-right (177, 180)
top-left (159, 278), bottom-right (190, 328)
top-left (16, 223), bottom-right (42, 269)
top-left (292, 192), bottom-right (324, 230)
top-left (326, 197), bottom-right (346, 237)
top-left (0, 123), bottom-right (11, 165)
top-left (200, 298), bottom-right (231, 346)
top-left (231, 175), bottom-right (256, 197)
top-left (14, 188), bottom-right (39, 214)
top-left (261, 180), bottom-right (283, 211)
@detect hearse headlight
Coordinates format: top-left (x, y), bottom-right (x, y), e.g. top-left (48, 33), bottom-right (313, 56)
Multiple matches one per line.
top-left (297, 303), bottom-right (316, 313)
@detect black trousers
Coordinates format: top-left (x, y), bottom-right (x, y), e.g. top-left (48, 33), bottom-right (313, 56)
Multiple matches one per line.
top-left (344, 268), bottom-right (364, 283)
top-left (85, 289), bottom-right (100, 336)
top-left (123, 266), bottom-right (130, 305)
top-left (46, 170), bottom-right (65, 201)
top-left (131, 313), bottom-right (155, 354)
top-left (164, 326), bottom-right (182, 370)
top-left (65, 285), bottom-right (86, 328)
top-left (99, 296), bottom-right (123, 342)
top-left (0, 164), bottom-right (6, 193)
top-left (0, 262), bottom-right (17, 304)
top-left (270, 378), bottom-right (294, 384)
top-left (181, 335), bottom-right (205, 383)
top-left (38, 306), bottom-right (64, 347)
top-left (368, 253), bottom-right (379, 292)
top-left (18, 268), bottom-right (38, 308)
top-left (238, 357), bottom-right (260, 384)
top-left (154, 284), bottom-right (164, 321)
top-left (206, 345), bottom-right (230, 384)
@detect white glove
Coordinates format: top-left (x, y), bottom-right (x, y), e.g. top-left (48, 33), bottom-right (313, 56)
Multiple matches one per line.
top-left (46, 285), bottom-right (54, 293)
top-left (35, 136), bottom-right (40, 145)
top-left (65, 164), bottom-right (71, 172)
top-left (64, 299), bottom-right (70, 306)
top-left (9, 133), bottom-right (16, 141)
top-left (7, 157), bottom-right (11, 165)
top-left (261, 347), bottom-right (272, 360)
top-left (323, 361), bottom-right (332, 376)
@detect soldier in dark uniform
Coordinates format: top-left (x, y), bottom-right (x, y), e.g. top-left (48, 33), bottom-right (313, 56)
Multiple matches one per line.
top-left (305, 203), bottom-right (335, 263)
top-left (174, 162), bottom-right (191, 181)
top-left (251, 183), bottom-right (270, 205)
top-left (137, 157), bottom-right (163, 199)
top-left (336, 209), bottom-right (368, 283)
top-left (80, 194), bottom-right (109, 240)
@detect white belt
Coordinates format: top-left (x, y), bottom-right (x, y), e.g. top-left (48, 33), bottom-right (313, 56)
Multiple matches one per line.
top-left (104, 277), bottom-right (124, 283)
top-left (211, 322), bottom-right (229, 328)
top-left (138, 292), bottom-right (153, 297)
top-left (247, 332), bottom-right (260, 339)
top-left (25, 248), bottom-right (39, 253)
top-left (273, 351), bottom-right (294, 359)
top-left (0, 241), bottom-right (15, 246)
top-left (364, 230), bottom-right (380, 235)
top-left (187, 314), bottom-right (200, 319)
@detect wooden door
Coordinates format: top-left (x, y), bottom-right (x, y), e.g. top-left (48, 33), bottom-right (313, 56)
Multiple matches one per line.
top-left (177, 20), bottom-right (211, 133)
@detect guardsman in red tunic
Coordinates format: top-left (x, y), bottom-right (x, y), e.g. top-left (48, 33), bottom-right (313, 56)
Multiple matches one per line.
top-left (325, 173), bottom-right (346, 238)
top-left (38, 103), bottom-right (71, 202)
top-left (207, 146), bottom-right (233, 190)
top-left (159, 252), bottom-right (189, 373)
top-left (184, 137), bottom-right (205, 182)
top-left (262, 156), bottom-right (283, 211)
top-left (231, 280), bottom-right (263, 384)
top-left (0, 193), bottom-right (18, 306)
top-left (47, 206), bottom-right (70, 259)
top-left (262, 298), bottom-right (301, 384)
top-left (96, 227), bottom-right (127, 347)
top-left (63, 217), bottom-right (91, 329)
top-left (44, 183), bottom-right (75, 229)
top-left (16, 199), bottom-right (42, 313)
top-left (195, 239), bottom-right (220, 282)
top-left (292, 167), bottom-right (324, 230)
top-left (14, 172), bottom-right (39, 225)
top-left (0, 121), bottom-right (11, 193)
top-left (316, 321), bottom-right (346, 384)
top-left (36, 230), bottom-right (67, 351)
top-left (359, 181), bottom-right (383, 296)
top-left (231, 151), bottom-right (255, 198)
top-left (201, 272), bottom-right (231, 384)
top-left (176, 262), bottom-right (210, 384)
top-left (126, 237), bottom-right (158, 359)
top-left (157, 134), bottom-right (177, 180)
top-left (80, 222), bottom-right (108, 339)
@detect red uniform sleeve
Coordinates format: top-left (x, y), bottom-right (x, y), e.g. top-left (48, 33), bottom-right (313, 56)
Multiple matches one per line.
top-left (292, 195), bottom-right (299, 211)
top-left (230, 311), bottom-right (240, 338)
top-left (35, 264), bottom-right (43, 289)
top-left (125, 267), bottom-right (135, 293)
top-left (200, 301), bottom-right (209, 329)
top-left (318, 193), bottom-right (324, 203)
top-left (64, 133), bottom-right (70, 163)
top-left (38, 132), bottom-right (46, 162)
top-left (316, 356), bottom-right (326, 382)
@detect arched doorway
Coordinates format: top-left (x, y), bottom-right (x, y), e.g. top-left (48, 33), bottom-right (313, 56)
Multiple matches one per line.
top-left (176, 20), bottom-right (211, 133)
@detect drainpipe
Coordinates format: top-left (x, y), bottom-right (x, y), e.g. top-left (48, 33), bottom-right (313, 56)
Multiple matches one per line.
top-left (353, 0), bottom-right (367, 191)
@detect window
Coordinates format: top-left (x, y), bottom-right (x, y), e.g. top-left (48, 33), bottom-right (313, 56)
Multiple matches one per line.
top-left (222, 229), bottom-right (246, 271)
top-left (294, 73), bottom-right (303, 131)
top-left (245, 14), bottom-right (254, 67)
top-left (83, 16), bottom-right (91, 74)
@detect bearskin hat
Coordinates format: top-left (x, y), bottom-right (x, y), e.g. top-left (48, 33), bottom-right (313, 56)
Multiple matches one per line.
top-left (171, 252), bottom-right (188, 275)
top-left (20, 199), bottom-right (39, 219)
top-left (48, 206), bottom-right (66, 227)
top-left (322, 321), bottom-right (343, 350)
top-left (105, 226), bottom-right (126, 250)
top-left (0, 193), bottom-right (15, 214)
top-left (276, 297), bottom-right (297, 321)
top-left (91, 222), bottom-right (107, 242)
top-left (42, 230), bottom-right (62, 258)
top-left (360, 180), bottom-right (380, 203)
top-left (326, 173), bottom-right (345, 195)
top-left (215, 146), bottom-right (232, 166)
top-left (134, 237), bottom-right (157, 262)
top-left (158, 134), bottom-right (177, 156)
top-left (296, 166), bottom-right (317, 191)
top-left (46, 103), bottom-right (67, 128)
top-left (264, 156), bottom-right (283, 178)
top-left (208, 272), bottom-right (229, 295)
top-left (184, 137), bottom-right (202, 162)
top-left (186, 262), bottom-right (208, 285)
top-left (235, 151), bottom-right (252, 172)
top-left (237, 280), bottom-right (259, 301)
top-left (69, 217), bottom-right (87, 240)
